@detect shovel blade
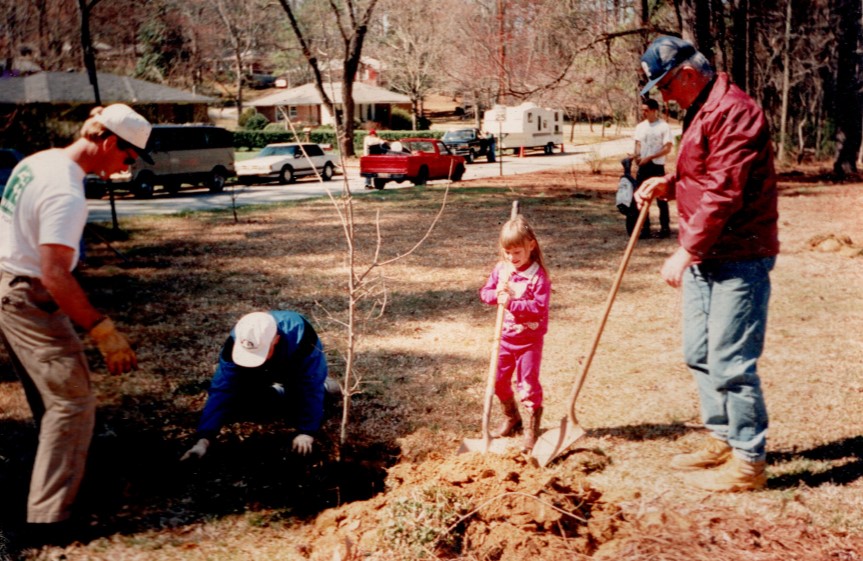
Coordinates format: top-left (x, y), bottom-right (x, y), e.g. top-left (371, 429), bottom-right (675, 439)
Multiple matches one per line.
top-left (457, 436), bottom-right (514, 455)
top-left (530, 417), bottom-right (586, 467)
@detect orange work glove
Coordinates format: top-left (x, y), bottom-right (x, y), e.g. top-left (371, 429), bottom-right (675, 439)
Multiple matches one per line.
top-left (89, 317), bottom-right (137, 374)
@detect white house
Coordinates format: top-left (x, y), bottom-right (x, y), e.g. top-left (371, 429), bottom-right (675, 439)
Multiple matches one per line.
top-left (251, 81), bottom-right (410, 128)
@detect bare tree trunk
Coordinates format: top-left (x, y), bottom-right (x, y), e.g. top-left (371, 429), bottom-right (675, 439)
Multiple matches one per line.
top-left (731, 0), bottom-right (749, 89)
top-left (77, 0), bottom-right (101, 105)
top-left (234, 50), bottom-right (243, 124)
top-left (711, 0), bottom-right (728, 71)
top-left (778, 0), bottom-right (792, 163)
top-left (833, 0), bottom-right (863, 178)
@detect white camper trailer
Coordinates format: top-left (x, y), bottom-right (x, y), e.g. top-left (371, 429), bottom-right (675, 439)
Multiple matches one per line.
top-left (482, 102), bottom-right (564, 155)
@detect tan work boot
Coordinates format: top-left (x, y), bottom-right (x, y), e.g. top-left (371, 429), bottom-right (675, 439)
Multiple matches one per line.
top-left (521, 406), bottom-right (543, 452)
top-left (683, 455), bottom-right (767, 492)
top-left (491, 398), bottom-right (522, 438)
top-left (670, 438), bottom-right (732, 471)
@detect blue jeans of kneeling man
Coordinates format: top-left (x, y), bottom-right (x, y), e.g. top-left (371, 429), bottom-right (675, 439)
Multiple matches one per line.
top-left (682, 256), bottom-right (775, 463)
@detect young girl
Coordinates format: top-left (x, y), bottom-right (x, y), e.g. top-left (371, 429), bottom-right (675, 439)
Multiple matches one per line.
top-left (479, 214), bottom-right (551, 451)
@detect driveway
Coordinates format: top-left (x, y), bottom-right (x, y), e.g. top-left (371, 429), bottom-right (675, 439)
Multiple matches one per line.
top-left (86, 136), bottom-right (640, 223)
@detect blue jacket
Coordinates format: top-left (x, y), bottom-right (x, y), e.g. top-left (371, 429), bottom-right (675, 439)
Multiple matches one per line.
top-left (196, 311), bottom-right (328, 440)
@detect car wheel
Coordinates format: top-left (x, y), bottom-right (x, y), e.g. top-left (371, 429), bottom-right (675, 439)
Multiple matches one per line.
top-left (209, 169), bottom-right (227, 193)
top-left (165, 181), bottom-right (181, 195)
top-left (414, 167), bottom-right (429, 187)
top-left (321, 162), bottom-right (334, 181)
top-left (279, 165), bottom-right (295, 184)
top-left (465, 150), bottom-right (474, 164)
top-left (373, 178), bottom-right (387, 190)
top-left (544, 143), bottom-right (554, 155)
top-left (451, 164), bottom-right (465, 182)
top-left (133, 173), bottom-right (155, 199)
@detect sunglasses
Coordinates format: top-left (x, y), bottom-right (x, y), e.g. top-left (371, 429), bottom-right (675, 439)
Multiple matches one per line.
top-left (116, 137), bottom-right (139, 165)
top-left (657, 66), bottom-right (683, 92)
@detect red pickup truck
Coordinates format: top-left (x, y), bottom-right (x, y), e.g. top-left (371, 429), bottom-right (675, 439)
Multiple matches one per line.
top-left (360, 138), bottom-right (466, 190)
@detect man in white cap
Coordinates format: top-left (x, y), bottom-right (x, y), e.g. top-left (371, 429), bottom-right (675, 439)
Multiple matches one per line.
top-left (181, 311), bottom-right (337, 461)
top-left (0, 104), bottom-right (152, 538)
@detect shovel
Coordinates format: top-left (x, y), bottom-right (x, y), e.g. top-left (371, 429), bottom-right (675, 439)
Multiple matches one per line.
top-left (531, 201), bottom-right (652, 467)
top-left (458, 201), bottom-right (519, 455)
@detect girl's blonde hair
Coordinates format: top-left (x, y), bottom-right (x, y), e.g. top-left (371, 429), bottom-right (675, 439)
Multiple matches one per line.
top-left (499, 215), bottom-right (548, 276)
top-left (79, 106), bottom-right (113, 142)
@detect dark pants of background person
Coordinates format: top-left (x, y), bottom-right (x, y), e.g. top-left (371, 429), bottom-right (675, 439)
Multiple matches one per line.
top-left (628, 162), bottom-right (670, 237)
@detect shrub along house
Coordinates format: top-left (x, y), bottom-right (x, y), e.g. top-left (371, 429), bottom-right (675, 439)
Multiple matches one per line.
top-left (250, 81), bottom-right (411, 129)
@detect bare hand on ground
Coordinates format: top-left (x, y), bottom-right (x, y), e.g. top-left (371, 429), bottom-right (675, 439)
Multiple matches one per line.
top-left (292, 434), bottom-right (314, 455)
top-left (180, 438), bottom-right (210, 461)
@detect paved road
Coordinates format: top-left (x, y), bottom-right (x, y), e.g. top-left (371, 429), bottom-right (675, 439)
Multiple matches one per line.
top-left (87, 136), bottom-right (638, 223)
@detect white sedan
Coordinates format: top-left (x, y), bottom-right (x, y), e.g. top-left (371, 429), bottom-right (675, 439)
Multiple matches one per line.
top-left (236, 143), bottom-right (337, 184)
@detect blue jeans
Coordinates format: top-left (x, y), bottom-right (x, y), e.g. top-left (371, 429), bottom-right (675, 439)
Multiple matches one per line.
top-left (682, 256), bottom-right (775, 463)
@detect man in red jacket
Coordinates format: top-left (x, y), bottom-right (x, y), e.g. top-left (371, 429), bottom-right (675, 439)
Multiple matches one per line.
top-left (635, 36), bottom-right (779, 492)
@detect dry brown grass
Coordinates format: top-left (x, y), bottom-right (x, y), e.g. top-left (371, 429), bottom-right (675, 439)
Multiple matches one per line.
top-left (1, 166), bottom-right (862, 560)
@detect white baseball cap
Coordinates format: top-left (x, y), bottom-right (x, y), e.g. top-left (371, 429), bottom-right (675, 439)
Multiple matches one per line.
top-left (232, 312), bottom-right (278, 367)
top-left (94, 103), bottom-right (154, 164)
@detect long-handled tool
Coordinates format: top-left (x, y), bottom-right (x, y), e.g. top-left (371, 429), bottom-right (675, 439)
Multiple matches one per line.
top-left (458, 201), bottom-right (519, 455)
top-left (531, 200), bottom-right (651, 467)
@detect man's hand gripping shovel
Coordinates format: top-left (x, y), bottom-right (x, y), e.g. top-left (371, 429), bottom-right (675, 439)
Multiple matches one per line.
top-left (531, 198), bottom-right (653, 467)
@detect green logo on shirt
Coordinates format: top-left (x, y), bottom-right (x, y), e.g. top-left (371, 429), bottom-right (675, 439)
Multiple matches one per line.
top-left (1, 163), bottom-right (33, 217)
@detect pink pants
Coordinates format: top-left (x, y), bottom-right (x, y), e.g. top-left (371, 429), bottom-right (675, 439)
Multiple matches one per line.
top-left (495, 338), bottom-right (543, 410)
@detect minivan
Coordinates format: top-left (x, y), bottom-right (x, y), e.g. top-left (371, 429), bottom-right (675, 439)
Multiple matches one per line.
top-left (93, 125), bottom-right (235, 199)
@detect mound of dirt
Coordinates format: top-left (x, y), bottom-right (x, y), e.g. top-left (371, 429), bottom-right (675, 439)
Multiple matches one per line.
top-left (305, 447), bottom-right (619, 561)
top-left (807, 233), bottom-right (862, 257)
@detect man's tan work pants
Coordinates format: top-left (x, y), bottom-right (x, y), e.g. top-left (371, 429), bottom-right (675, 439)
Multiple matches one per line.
top-left (0, 271), bottom-right (95, 523)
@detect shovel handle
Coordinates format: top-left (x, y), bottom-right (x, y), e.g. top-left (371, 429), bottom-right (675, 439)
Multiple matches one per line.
top-left (480, 201), bottom-right (520, 448)
top-left (566, 200), bottom-right (652, 423)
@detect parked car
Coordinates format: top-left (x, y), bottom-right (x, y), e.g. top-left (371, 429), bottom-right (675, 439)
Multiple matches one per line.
top-left (440, 128), bottom-right (492, 163)
top-left (0, 148), bottom-right (24, 190)
top-left (92, 124), bottom-right (235, 199)
top-left (359, 138), bottom-right (466, 190)
top-left (235, 143), bottom-right (336, 185)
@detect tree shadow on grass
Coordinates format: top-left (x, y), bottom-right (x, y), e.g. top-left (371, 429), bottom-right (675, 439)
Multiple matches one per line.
top-left (767, 436), bottom-right (863, 489)
top-left (0, 392), bottom-right (398, 551)
top-left (586, 422), bottom-right (697, 442)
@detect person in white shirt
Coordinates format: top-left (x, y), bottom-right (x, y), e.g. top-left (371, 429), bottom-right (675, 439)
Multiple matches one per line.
top-left (0, 104), bottom-right (151, 542)
top-left (362, 129), bottom-right (383, 188)
top-left (629, 98), bottom-right (673, 238)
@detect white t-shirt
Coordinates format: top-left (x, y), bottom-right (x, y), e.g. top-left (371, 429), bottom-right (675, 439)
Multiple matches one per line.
top-left (634, 119), bottom-right (673, 165)
top-left (0, 149), bottom-right (88, 277)
top-left (363, 134), bottom-right (382, 155)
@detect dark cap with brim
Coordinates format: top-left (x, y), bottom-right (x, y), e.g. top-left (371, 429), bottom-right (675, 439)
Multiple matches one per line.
top-left (640, 36), bottom-right (697, 96)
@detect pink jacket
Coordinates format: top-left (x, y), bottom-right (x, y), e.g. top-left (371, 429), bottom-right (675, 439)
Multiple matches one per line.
top-left (664, 73), bottom-right (779, 262)
top-left (480, 261), bottom-right (550, 343)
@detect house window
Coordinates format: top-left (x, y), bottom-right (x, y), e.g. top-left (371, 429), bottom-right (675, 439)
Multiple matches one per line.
top-left (527, 112), bottom-right (533, 123)
top-left (289, 105), bottom-right (298, 119)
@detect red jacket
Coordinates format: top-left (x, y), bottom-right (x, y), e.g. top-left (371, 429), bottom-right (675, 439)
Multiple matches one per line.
top-left (664, 73), bottom-right (779, 262)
